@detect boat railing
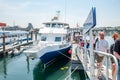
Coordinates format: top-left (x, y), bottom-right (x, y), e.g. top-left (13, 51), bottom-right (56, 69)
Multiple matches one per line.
top-left (76, 46), bottom-right (118, 80)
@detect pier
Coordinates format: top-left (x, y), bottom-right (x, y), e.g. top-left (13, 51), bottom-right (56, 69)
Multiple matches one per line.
top-left (71, 42), bottom-right (117, 80)
top-left (69, 26), bottom-right (120, 36)
top-left (0, 32), bottom-right (38, 57)
top-left (70, 7), bottom-right (118, 80)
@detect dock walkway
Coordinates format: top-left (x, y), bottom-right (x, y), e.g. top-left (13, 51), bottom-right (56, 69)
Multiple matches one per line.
top-left (71, 43), bottom-right (84, 71)
top-left (72, 43), bottom-right (114, 80)
top-left (0, 41), bottom-right (33, 53)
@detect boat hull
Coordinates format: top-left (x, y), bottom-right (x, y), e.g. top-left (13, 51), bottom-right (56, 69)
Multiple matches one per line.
top-left (40, 44), bottom-right (72, 65)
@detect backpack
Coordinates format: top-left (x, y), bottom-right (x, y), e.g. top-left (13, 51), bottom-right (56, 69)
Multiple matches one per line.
top-left (93, 38), bottom-right (99, 49)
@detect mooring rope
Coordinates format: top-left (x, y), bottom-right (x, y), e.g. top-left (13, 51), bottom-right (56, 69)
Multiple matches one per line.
top-left (64, 65), bottom-right (79, 80)
top-left (57, 50), bottom-right (71, 60)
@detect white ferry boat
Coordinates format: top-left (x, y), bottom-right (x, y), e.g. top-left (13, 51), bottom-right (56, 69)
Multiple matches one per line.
top-left (24, 13), bottom-right (72, 65)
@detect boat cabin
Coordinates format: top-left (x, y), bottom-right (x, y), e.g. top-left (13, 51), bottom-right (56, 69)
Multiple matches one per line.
top-left (39, 22), bottom-right (70, 44)
top-left (43, 22), bottom-right (69, 28)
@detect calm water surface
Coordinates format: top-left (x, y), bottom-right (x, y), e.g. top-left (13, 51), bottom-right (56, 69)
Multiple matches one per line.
top-left (0, 53), bottom-right (85, 80)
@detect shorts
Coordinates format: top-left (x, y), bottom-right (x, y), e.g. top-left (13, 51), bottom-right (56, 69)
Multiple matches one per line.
top-left (111, 57), bottom-right (115, 63)
top-left (96, 54), bottom-right (104, 63)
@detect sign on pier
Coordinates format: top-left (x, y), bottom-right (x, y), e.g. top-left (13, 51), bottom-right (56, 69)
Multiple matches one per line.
top-left (83, 7), bottom-right (96, 34)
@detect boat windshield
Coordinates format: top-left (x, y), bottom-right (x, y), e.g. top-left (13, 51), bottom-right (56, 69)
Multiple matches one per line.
top-left (55, 37), bottom-right (61, 42)
top-left (41, 36), bottom-right (47, 41)
top-left (45, 23), bottom-right (67, 28)
top-left (51, 23), bottom-right (56, 28)
top-left (57, 24), bottom-right (63, 28)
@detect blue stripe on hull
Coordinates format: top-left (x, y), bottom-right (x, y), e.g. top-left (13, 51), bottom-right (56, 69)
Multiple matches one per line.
top-left (40, 45), bottom-right (71, 64)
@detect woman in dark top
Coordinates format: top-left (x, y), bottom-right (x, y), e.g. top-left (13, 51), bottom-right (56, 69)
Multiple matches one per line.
top-left (110, 33), bottom-right (119, 80)
top-left (114, 37), bottom-right (120, 80)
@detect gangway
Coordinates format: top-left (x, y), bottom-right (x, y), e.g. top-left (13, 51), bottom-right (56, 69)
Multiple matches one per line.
top-left (75, 46), bottom-right (118, 80)
top-left (74, 7), bottom-right (119, 80)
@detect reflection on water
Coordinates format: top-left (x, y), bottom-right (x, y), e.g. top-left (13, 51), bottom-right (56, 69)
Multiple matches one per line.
top-left (0, 57), bottom-right (7, 78)
top-left (33, 58), bottom-right (70, 80)
top-left (3, 57), bottom-right (7, 78)
top-left (0, 53), bottom-right (83, 80)
top-left (26, 57), bottom-right (30, 74)
top-left (33, 60), bottom-right (45, 80)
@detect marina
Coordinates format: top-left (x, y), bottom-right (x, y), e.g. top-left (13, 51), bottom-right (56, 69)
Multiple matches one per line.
top-left (0, 17), bottom-right (119, 80)
top-left (0, 0), bottom-right (120, 79)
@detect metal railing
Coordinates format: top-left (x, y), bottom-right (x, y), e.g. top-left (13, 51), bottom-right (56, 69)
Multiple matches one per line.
top-left (76, 46), bottom-right (118, 80)
top-left (93, 50), bottom-right (118, 80)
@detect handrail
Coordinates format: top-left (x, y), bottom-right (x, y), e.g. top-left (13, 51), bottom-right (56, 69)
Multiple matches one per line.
top-left (93, 50), bottom-right (118, 80)
top-left (77, 46), bottom-right (118, 80)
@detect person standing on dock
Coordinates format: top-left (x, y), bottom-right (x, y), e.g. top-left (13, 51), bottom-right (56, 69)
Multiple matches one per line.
top-left (110, 33), bottom-right (119, 80)
top-left (95, 31), bottom-right (109, 78)
top-left (113, 33), bottom-right (120, 80)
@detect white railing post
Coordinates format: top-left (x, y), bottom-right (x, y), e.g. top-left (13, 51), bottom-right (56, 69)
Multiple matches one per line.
top-left (89, 29), bottom-right (95, 80)
top-left (83, 34), bottom-right (87, 70)
top-left (106, 56), bottom-right (109, 80)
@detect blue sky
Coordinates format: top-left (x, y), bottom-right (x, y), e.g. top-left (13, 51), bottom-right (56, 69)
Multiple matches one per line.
top-left (0, 0), bottom-right (120, 28)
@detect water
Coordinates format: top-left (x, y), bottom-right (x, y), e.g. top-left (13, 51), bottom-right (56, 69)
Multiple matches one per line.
top-left (0, 53), bottom-right (85, 80)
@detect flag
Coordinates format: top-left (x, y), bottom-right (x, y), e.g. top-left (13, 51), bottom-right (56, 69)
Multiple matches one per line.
top-left (83, 7), bottom-right (96, 34)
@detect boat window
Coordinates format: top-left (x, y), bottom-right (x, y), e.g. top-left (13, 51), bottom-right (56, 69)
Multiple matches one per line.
top-left (46, 24), bottom-right (50, 27)
top-left (41, 36), bottom-right (47, 41)
top-left (58, 24), bottom-right (63, 28)
top-left (52, 23), bottom-right (56, 28)
top-left (55, 37), bottom-right (61, 42)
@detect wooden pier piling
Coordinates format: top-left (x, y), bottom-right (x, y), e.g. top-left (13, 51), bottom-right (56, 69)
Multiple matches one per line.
top-left (30, 32), bottom-right (33, 40)
top-left (35, 32), bottom-right (37, 41)
top-left (27, 34), bottom-right (29, 43)
top-left (2, 33), bottom-right (6, 56)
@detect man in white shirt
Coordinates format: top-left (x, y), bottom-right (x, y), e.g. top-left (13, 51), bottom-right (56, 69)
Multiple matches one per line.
top-left (95, 31), bottom-right (109, 78)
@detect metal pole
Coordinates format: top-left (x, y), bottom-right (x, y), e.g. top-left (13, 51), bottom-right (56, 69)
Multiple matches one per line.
top-left (31, 32), bottom-right (33, 40)
top-left (89, 29), bottom-right (95, 80)
top-left (35, 32), bottom-right (37, 41)
top-left (106, 56), bottom-right (109, 80)
top-left (83, 34), bottom-right (87, 70)
top-left (27, 34), bottom-right (29, 43)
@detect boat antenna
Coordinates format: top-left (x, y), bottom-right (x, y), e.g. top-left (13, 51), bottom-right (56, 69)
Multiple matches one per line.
top-left (51, 11), bottom-right (60, 21)
top-left (56, 11), bottom-right (60, 20)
